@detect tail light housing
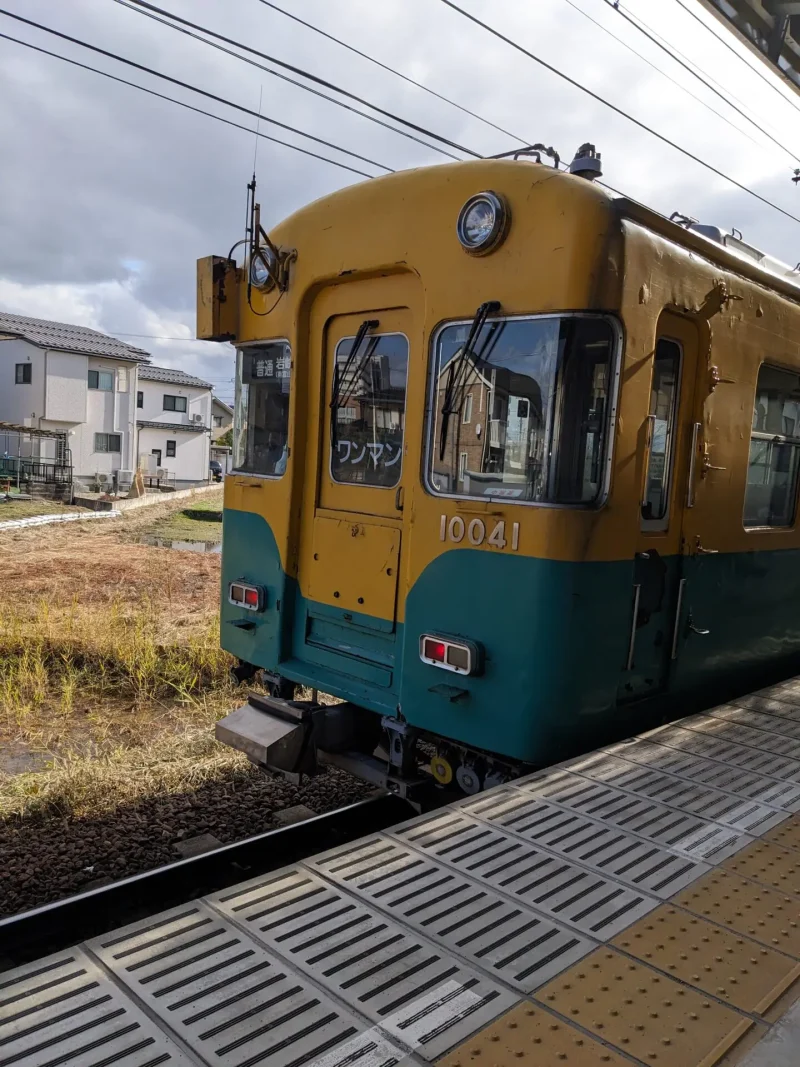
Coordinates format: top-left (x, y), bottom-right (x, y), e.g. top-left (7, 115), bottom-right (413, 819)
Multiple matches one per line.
top-left (420, 634), bottom-right (482, 675)
top-left (228, 580), bottom-right (265, 612)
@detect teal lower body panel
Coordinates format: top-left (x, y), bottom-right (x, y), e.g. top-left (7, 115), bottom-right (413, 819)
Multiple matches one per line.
top-left (220, 507), bottom-right (800, 767)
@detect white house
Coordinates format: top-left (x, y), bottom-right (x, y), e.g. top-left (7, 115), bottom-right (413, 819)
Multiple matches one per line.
top-left (0, 313), bottom-right (148, 486)
top-left (211, 397), bottom-right (233, 441)
top-left (136, 365), bottom-right (213, 488)
top-left (0, 313), bottom-right (216, 491)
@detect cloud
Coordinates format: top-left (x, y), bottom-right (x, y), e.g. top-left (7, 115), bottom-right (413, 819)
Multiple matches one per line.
top-left (1, 0), bottom-right (800, 397)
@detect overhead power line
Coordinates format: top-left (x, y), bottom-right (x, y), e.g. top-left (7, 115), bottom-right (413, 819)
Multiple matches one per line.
top-left (560, 0), bottom-right (769, 152)
top-left (0, 31), bottom-right (380, 179)
top-left (111, 0), bottom-right (464, 162)
top-left (117, 0), bottom-right (484, 160)
top-left (605, 0), bottom-right (800, 164)
top-left (0, 9), bottom-right (393, 174)
top-left (435, 0), bottom-right (800, 226)
top-left (671, 0), bottom-right (800, 118)
top-left (256, 0), bottom-right (530, 147)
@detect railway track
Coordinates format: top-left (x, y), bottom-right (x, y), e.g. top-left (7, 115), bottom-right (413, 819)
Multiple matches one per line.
top-left (3, 684), bottom-right (800, 1066)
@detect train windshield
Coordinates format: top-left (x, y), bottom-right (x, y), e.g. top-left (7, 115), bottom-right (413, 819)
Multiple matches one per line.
top-left (429, 315), bottom-right (616, 505)
top-left (234, 341), bottom-right (291, 477)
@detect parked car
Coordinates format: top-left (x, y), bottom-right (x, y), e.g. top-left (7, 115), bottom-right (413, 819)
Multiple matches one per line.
top-left (209, 459), bottom-right (223, 483)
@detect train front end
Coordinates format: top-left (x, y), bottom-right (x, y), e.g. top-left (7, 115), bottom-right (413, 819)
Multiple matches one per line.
top-left (200, 158), bottom-right (632, 801)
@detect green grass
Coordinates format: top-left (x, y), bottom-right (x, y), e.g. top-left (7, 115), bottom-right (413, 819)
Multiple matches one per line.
top-left (0, 499), bottom-right (86, 522)
top-left (136, 492), bottom-right (223, 544)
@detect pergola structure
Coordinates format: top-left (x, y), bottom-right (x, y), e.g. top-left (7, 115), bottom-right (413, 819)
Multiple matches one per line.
top-left (700, 0), bottom-right (800, 93)
top-left (0, 421), bottom-right (72, 500)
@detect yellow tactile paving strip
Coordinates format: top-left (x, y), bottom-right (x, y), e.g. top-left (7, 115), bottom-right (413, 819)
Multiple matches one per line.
top-left (723, 840), bottom-right (800, 897)
top-left (675, 871), bottom-right (800, 956)
top-left (611, 905), bottom-right (800, 1014)
top-left (765, 814), bottom-right (800, 853)
top-left (438, 1003), bottom-right (632, 1066)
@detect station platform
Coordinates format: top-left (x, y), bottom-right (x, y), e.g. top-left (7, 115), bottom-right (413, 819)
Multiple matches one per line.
top-left (5, 682), bottom-right (800, 1067)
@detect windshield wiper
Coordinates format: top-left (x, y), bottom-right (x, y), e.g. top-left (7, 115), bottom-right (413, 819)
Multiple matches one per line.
top-left (439, 300), bottom-right (500, 460)
top-left (330, 318), bottom-right (378, 445)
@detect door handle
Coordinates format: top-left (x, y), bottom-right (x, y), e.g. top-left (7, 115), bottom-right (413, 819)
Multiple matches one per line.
top-left (395, 485), bottom-right (404, 511)
top-left (694, 535), bottom-right (718, 555)
top-left (688, 616), bottom-right (710, 636)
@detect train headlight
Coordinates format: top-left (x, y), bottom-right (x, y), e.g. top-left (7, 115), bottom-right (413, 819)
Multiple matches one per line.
top-left (250, 247), bottom-right (277, 291)
top-left (456, 191), bottom-right (509, 255)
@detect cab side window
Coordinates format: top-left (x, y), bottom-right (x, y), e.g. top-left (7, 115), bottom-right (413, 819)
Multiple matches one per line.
top-left (744, 364), bottom-right (800, 528)
top-left (641, 338), bottom-right (681, 530)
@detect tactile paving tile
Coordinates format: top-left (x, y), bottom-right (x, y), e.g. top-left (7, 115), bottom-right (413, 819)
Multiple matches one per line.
top-left (644, 725), bottom-right (800, 782)
top-left (511, 773), bottom-right (750, 859)
top-left (675, 870), bottom-right (800, 957)
top-left (535, 949), bottom-right (755, 1067)
top-left (611, 904), bottom-right (800, 1014)
top-left (765, 813), bottom-right (800, 851)
top-left (604, 741), bottom-right (800, 811)
top-left (455, 794), bottom-right (709, 890)
top-left (0, 947), bottom-right (194, 1067)
top-left (205, 867), bottom-right (518, 1057)
top-left (679, 714), bottom-right (800, 759)
top-left (380, 822), bottom-right (659, 939)
top-left (292, 850), bottom-right (591, 991)
top-left (735, 693), bottom-right (800, 720)
top-left (567, 753), bottom-right (786, 833)
top-left (436, 1002), bottom-right (631, 1067)
top-left (723, 840), bottom-right (800, 897)
top-left (704, 704), bottom-right (800, 740)
top-left (87, 901), bottom-right (400, 1067)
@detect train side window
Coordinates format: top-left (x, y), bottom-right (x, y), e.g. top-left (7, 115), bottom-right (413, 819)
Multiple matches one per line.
top-left (233, 341), bottom-right (291, 477)
top-left (330, 332), bottom-right (408, 489)
top-left (641, 338), bottom-right (681, 530)
top-left (744, 364), bottom-right (800, 528)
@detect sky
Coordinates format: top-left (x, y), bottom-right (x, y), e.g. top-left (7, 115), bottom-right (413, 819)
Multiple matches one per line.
top-left (3, 0), bottom-right (800, 404)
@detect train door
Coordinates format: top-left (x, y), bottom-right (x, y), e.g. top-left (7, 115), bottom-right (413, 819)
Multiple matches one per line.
top-left (619, 313), bottom-right (699, 701)
top-left (298, 304), bottom-right (411, 692)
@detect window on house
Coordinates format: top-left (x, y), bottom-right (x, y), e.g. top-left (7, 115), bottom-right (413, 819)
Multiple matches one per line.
top-left (163, 395), bottom-right (188, 413)
top-left (88, 369), bottom-right (114, 391)
top-left (15, 363), bottom-right (31, 384)
top-left (459, 451), bottom-right (468, 483)
top-left (94, 433), bottom-right (122, 453)
top-left (212, 414), bottom-right (223, 428)
top-left (462, 393), bottom-right (473, 424)
top-left (166, 440), bottom-right (176, 458)
top-left (744, 364), bottom-right (800, 528)
top-left (137, 390), bottom-right (143, 409)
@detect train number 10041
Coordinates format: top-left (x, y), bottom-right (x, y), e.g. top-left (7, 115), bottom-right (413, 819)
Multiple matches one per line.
top-left (439, 515), bottom-right (520, 551)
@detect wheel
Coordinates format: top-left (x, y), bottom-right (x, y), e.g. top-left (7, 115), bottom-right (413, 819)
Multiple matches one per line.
top-left (456, 762), bottom-right (483, 795)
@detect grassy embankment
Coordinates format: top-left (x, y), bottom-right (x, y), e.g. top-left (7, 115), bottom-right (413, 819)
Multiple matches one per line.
top-left (0, 490), bottom-right (251, 821)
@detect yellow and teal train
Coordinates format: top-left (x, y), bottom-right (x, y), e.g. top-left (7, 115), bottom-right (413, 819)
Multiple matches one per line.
top-left (199, 146), bottom-right (800, 799)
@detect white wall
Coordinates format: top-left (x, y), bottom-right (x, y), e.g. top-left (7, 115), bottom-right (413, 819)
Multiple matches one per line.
top-left (0, 339), bottom-right (46, 425)
top-left (137, 378), bottom-right (211, 484)
top-left (45, 351), bottom-right (87, 423)
top-left (211, 398), bottom-right (233, 441)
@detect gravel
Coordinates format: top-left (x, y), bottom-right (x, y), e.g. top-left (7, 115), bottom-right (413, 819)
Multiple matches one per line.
top-left (0, 766), bottom-right (373, 918)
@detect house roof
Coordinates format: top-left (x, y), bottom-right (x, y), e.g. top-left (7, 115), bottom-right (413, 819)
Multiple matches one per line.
top-left (138, 364), bottom-right (212, 389)
top-left (212, 396), bottom-right (234, 416)
top-left (0, 313), bottom-right (150, 361)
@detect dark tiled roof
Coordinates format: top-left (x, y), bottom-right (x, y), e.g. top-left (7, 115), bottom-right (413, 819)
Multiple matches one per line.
top-left (137, 420), bottom-right (209, 433)
top-left (138, 364), bottom-right (212, 388)
top-left (0, 313), bottom-right (150, 361)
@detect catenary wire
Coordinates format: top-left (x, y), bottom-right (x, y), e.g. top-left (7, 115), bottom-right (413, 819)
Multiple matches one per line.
top-left (434, 0), bottom-right (800, 226)
top-left (560, 0), bottom-right (768, 152)
top-left (604, 0), bottom-right (800, 163)
top-left (671, 0), bottom-right (800, 117)
top-left (0, 10), bottom-right (394, 174)
top-left (117, 0), bottom-right (485, 159)
top-left (255, 0), bottom-right (531, 146)
top-left (0, 31), bottom-right (380, 179)
top-left (111, 0), bottom-right (464, 162)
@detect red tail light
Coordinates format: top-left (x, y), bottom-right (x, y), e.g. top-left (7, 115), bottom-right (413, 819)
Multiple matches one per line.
top-left (419, 634), bottom-right (482, 675)
top-left (228, 580), bottom-right (265, 612)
